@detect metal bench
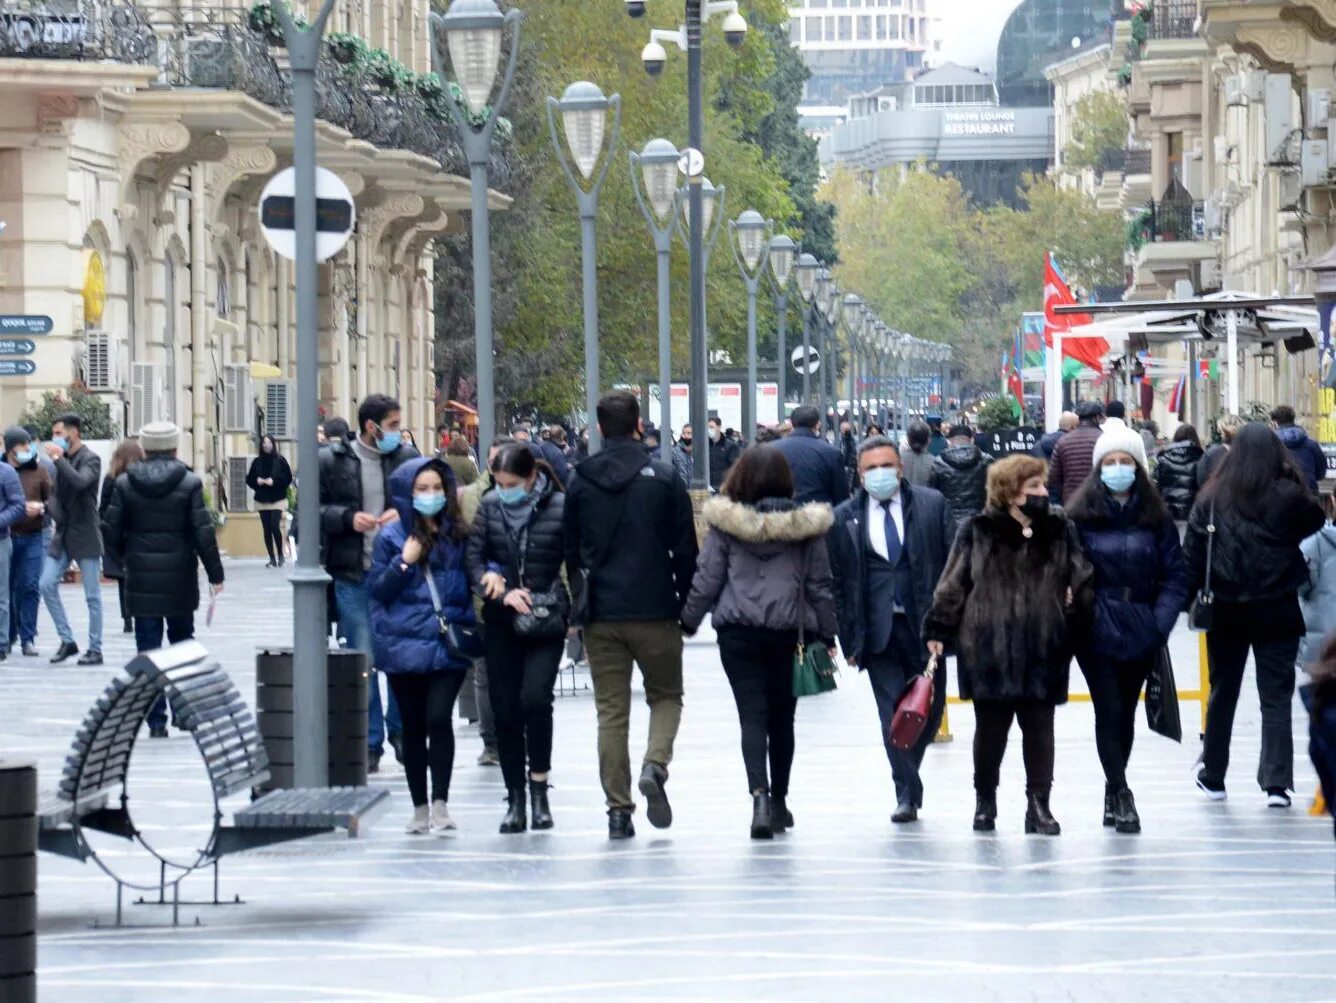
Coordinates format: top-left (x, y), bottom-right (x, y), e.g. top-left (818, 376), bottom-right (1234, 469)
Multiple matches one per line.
top-left (37, 641), bottom-right (388, 926)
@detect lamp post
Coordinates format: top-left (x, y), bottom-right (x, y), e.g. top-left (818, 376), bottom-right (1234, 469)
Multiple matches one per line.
top-left (630, 137), bottom-right (682, 439)
top-left (888, 329), bottom-right (905, 440)
top-left (817, 272), bottom-right (837, 432)
top-left (729, 209), bottom-right (772, 441)
top-left (841, 293), bottom-right (863, 428)
top-left (795, 252), bottom-right (819, 404)
top-left (767, 234), bottom-right (797, 412)
top-left (548, 81), bottom-right (622, 455)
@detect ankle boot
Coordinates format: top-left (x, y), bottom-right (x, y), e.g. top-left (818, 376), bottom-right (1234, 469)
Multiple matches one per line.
top-left (529, 780), bottom-right (553, 830)
top-left (1024, 790), bottom-right (1061, 836)
top-left (1103, 785), bottom-right (1116, 828)
top-left (499, 788), bottom-right (527, 834)
top-left (972, 792), bottom-right (997, 832)
top-left (770, 795), bottom-right (793, 834)
top-left (750, 792), bottom-right (774, 840)
top-left (1112, 787), bottom-right (1141, 834)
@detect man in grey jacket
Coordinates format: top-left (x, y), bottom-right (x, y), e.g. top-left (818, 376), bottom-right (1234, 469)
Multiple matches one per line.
top-left (39, 413), bottom-right (104, 664)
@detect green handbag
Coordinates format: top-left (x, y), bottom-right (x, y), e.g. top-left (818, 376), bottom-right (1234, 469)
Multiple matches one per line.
top-left (791, 541), bottom-right (838, 698)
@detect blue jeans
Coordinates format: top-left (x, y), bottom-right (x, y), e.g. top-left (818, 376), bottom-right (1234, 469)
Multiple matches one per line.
top-left (39, 551), bottom-right (102, 651)
top-left (0, 536), bottom-right (11, 655)
top-left (9, 533), bottom-right (43, 648)
top-left (334, 578), bottom-right (401, 754)
top-left (137, 615), bottom-right (195, 730)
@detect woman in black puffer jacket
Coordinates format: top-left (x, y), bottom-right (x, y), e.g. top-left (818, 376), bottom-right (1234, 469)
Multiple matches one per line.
top-left (1153, 424), bottom-right (1204, 521)
top-left (465, 443), bottom-right (568, 835)
top-left (1184, 424), bottom-right (1326, 807)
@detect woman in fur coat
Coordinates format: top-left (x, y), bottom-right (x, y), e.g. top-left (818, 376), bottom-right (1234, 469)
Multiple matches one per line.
top-left (681, 445), bottom-right (839, 840)
top-left (924, 454), bottom-right (1093, 836)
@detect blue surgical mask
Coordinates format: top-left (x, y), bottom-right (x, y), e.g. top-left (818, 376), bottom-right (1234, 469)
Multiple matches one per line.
top-left (412, 492), bottom-right (447, 517)
top-left (1100, 464), bottom-right (1137, 494)
top-left (496, 485), bottom-right (528, 506)
top-left (864, 467), bottom-right (900, 501)
top-left (375, 427), bottom-right (401, 454)
top-left (51, 436), bottom-right (68, 452)
top-left (14, 448), bottom-right (34, 465)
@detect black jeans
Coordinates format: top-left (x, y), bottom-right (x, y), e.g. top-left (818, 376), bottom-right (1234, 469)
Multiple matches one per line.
top-left (973, 700), bottom-right (1055, 796)
top-left (259, 510), bottom-right (284, 562)
top-left (716, 625), bottom-right (799, 798)
top-left (483, 620), bottom-right (564, 792)
top-left (863, 616), bottom-right (945, 808)
top-left (1204, 628), bottom-right (1299, 791)
top-left (1080, 652), bottom-right (1153, 791)
top-left (136, 614), bottom-right (195, 731)
top-left (387, 672), bottom-right (467, 806)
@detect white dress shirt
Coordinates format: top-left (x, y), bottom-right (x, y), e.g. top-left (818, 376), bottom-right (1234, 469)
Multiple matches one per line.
top-left (867, 491), bottom-right (905, 562)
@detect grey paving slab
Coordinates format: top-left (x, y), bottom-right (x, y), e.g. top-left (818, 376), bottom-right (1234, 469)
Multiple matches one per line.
top-left (1, 561), bottom-right (1333, 1003)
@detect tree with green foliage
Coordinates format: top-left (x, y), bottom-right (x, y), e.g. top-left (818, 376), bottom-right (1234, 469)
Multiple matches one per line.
top-left (19, 384), bottom-right (116, 440)
top-left (975, 396), bottom-right (1021, 432)
top-left (1062, 90), bottom-right (1129, 173)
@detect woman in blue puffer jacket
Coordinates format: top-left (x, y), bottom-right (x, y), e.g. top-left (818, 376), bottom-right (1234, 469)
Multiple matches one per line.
top-left (1068, 424), bottom-right (1189, 835)
top-left (370, 457), bottom-right (476, 836)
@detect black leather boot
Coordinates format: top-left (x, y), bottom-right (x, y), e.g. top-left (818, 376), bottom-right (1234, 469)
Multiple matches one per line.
top-left (972, 792), bottom-right (996, 832)
top-left (529, 780), bottom-right (553, 830)
top-left (1113, 787), bottom-right (1141, 834)
top-left (770, 795), bottom-right (793, 834)
top-left (750, 792), bottom-right (774, 840)
top-left (1024, 790), bottom-right (1061, 836)
top-left (608, 808), bottom-right (635, 840)
top-left (499, 789), bottom-right (527, 834)
top-left (1103, 785), bottom-right (1116, 828)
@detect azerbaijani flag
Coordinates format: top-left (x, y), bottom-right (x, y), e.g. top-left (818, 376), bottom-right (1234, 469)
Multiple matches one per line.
top-left (1198, 359), bottom-right (1219, 381)
top-left (1167, 375), bottom-right (1186, 417)
top-left (1044, 251), bottom-right (1108, 373)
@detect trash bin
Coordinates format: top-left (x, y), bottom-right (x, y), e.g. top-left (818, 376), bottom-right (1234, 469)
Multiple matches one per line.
top-left (0, 758), bottom-right (36, 1003)
top-left (255, 647), bottom-right (369, 793)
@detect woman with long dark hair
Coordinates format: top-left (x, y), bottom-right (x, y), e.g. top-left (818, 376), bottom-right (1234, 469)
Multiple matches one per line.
top-left (369, 458), bottom-right (475, 834)
top-left (900, 420), bottom-right (935, 488)
top-left (246, 434), bottom-right (293, 567)
top-left (1067, 425), bottom-right (1189, 833)
top-left (1185, 423), bottom-right (1326, 806)
top-left (466, 443), bottom-right (568, 834)
top-left (100, 439), bottom-right (145, 633)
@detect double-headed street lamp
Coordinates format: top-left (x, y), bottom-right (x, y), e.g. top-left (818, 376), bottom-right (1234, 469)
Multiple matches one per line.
top-left (729, 209), bottom-right (772, 440)
top-left (630, 137), bottom-right (682, 438)
top-left (816, 271), bottom-right (838, 428)
top-left (767, 234), bottom-right (797, 407)
top-left (841, 292), bottom-right (863, 426)
top-left (795, 252), bottom-right (820, 403)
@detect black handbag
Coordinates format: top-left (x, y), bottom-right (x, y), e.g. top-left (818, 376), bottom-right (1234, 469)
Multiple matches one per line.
top-left (424, 562), bottom-right (483, 659)
top-left (1144, 645), bottom-right (1183, 743)
top-left (512, 527), bottom-right (569, 639)
top-left (1188, 502), bottom-right (1215, 632)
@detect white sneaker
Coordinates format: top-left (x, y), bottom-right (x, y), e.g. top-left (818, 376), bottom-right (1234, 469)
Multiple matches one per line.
top-left (405, 805), bottom-right (430, 835)
top-left (1266, 788), bottom-right (1292, 808)
top-left (431, 800), bottom-right (457, 833)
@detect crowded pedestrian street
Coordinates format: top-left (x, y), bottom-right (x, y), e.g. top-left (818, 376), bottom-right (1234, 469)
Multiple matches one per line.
top-left (6, 560), bottom-right (1333, 1003)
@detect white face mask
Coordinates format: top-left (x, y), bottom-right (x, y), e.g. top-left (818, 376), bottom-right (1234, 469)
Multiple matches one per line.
top-left (709, 427), bottom-right (721, 442)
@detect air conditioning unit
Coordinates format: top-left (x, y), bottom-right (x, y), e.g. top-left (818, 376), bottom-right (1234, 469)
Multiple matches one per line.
top-left (1279, 170), bottom-right (1304, 210)
top-left (83, 329), bottom-right (117, 392)
top-left (1308, 89), bottom-right (1331, 131)
top-left (1265, 73), bottom-right (1296, 164)
top-left (1199, 258), bottom-right (1223, 291)
top-left (1224, 74), bottom-right (1245, 108)
top-left (1203, 197), bottom-right (1224, 236)
top-left (264, 379), bottom-right (295, 441)
top-left (226, 454), bottom-right (254, 513)
top-left (128, 362), bottom-right (164, 435)
top-left (1302, 139), bottom-right (1330, 186)
top-left (1183, 150), bottom-right (1204, 198)
top-left (222, 364), bottom-right (252, 433)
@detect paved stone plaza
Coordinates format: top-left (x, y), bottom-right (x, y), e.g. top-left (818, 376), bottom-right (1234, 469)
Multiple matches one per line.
top-left (3, 561), bottom-right (1334, 1002)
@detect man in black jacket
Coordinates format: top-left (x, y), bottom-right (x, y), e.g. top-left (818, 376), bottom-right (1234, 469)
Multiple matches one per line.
top-left (929, 423), bottom-right (993, 539)
top-left (706, 416), bottom-right (739, 491)
top-left (40, 412), bottom-right (104, 665)
top-left (827, 436), bottom-right (953, 824)
top-left (103, 422), bottom-right (224, 738)
top-left (1272, 405), bottom-right (1328, 490)
top-left (564, 390), bottom-right (699, 839)
top-left (774, 405), bottom-right (851, 506)
top-left (319, 393), bottom-right (418, 771)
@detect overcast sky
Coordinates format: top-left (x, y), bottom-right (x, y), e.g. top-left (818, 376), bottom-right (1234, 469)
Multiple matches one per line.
top-left (936, 0), bottom-right (1025, 73)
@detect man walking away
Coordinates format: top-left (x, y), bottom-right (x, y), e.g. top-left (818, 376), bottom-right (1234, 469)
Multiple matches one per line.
top-left (925, 416), bottom-right (949, 457)
top-left (774, 405), bottom-right (851, 507)
top-left (102, 422), bottom-right (224, 737)
top-left (929, 423), bottom-right (993, 540)
top-left (1048, 400), bottom-right (1104, 506)
top-left (319, 393), bottom-right (418, 772)
top-left (512, 422), bottom-right (571, 489)
top-left (1272, 405), bottom-right (1327, 491)
top-left (707, 416), bottom-right (740, 491)
top-left (6, 429), bottom-right (50, 657)
top-left (1035, 411), bottom-right (1077, 461)
top-left (0, 440), bottom-right (29, 662)
top-left (565, 390), bottom-right (699, 839)
top-left (40, 413), bottom-right (104, 665)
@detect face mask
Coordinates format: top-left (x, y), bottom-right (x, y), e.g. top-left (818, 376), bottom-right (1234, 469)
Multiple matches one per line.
top-left (1100, 464), bottom-right (1136, 494)
top-left (14, 448), bottom-right (34, 465)
top-left (496, 485), bottom-right (528, 506)
top-left (1019, 494), bottom-right (1049, 519)
top-left (412, 492), bottom-right (447, 517)
top-left (680, 437), bottom-right (692, 449)
top-left (709, 428), bottom-right (721, 442)
top-left (864, 467), bottom-right (901, 501)
top-left (51, 436), bottom-right (68, 452)
top-left (375, 426), bottom-right (401, 454)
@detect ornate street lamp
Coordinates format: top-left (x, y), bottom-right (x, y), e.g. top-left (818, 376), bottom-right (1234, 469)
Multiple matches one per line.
top-left (631, 137), bottom-right (682, 438)
top-left (768, 234), bottom-right (797, 407)
top-left (729, 210), bottom-right (773, 439)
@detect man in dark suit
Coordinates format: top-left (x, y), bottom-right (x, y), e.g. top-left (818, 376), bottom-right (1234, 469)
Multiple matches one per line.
top-left (827, 435), bottom-right (953, 824)
top-left (773, 405), bottom-right (851, 506)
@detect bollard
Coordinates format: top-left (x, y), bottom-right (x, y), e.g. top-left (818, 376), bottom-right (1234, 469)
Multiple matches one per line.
top-left (933, 704), bottom-right (954, 743)
top-left (0, 758), bottom-right (37, 1003)
top-left (1198, 632), bottom-right (1211, 738)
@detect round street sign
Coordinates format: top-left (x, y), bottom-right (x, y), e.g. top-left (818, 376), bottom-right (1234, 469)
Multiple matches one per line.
top-left (677, 147), bottom-right (704, 177)
top-left (259, 166), bottom-right (355, 263)
top-left (791, 345), bottom-right (821, 375)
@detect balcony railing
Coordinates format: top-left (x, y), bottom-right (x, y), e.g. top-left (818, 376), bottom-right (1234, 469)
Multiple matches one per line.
top-left (1151, 0), bottom-right (1199, 40)
top-left (1143, 197), bottom-right (1207, 243)
top-left (1123, 148), bottom-right (1152, 175)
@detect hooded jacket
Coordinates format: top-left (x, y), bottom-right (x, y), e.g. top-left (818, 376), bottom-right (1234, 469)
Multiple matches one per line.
top-left (1153, 440), bottom-right (1204, 520)
top-left (317, 436), bottom-right (418, 583)
top-left (928, 444), bottom-right (994, 538)
top-left (1276, 424), bottom-right (1328, 491)
top-left (563, 436), bottom-right (698, 623)
top-left (1299, 524), bottom-right (1336, 671)
top-left (466, 473), bottom-right (567, 623)
top-left (102, 456), bottom-right (224, 618)
top-left (680, 497), bottom-right (838, 640)
top-left (368, 457), bottom-right (475, 674)
top-left (0, 461), bottom-right (26, 541)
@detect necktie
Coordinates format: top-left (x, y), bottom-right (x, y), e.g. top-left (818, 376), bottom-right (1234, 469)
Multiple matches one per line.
top-left (882, 500), bottom-right (901, 566)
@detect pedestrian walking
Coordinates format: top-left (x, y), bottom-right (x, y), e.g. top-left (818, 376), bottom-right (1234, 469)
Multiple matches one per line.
top-left (1196, 413), bottom-right (1243, 487)
top-left (1308, 636), bottom-right (1336, 836)
top-left (102, 422), bottom-right (224, 738)
top-left (39, 413), bottom-right (104, 665)
top-left (672, 425), bottom-right (694, 487)
top-left (1067, 424), bottom-right (1189, 833)
top-left (925, 415), bottom-right (949, 457)
top-left (1271, 405), bottom-right (1327, 491)
top-left (246, 434), bottom-right (293, 568)
top-left (99, 440), bottom-right (144, 635)
top-left (772, 405), bottom-right (850, 506)
top-left (466, 443), bottom-right (569, 834)
top-left (1185, 424), bottom-right (1326, 806)
top-left (707, 416), bottom-right (740, 491)
top-left (0, 437), bottom-right (28, 663)
top-left (512, 422), bottom-right (570, 489)
top-left (827, 436), bottom-right (953, 823)
top-left (1034, 411), bottom-right (1077, 462)
top-left (1153, 424), bottom-right (1205, 521)
top-left (368, 457), bottom-right (475, 835)
top-left (5, 428), bottom-right (50, 657)
top-left (680, 446), bottom-right (838, 839)
top-left (1299, 494), bottom-right (1336, 712)
top-left (1047, 401), bottom-right (1104, 506)
top-left (443, 434), bottom-right (479, 488)
top-left (929, 422), bottom-right (993, 540)
top-left (924, 455), bottom-right (1094, 835)
top-left (900, 420), bottom-right (935, 488)
top-left (564, 390), bottom-right (699, 839)
top-left (318, 393), bottom-right (418, 773)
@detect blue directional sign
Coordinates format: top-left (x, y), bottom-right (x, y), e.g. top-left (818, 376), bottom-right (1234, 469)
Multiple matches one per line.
top-left (0, 338), bottom-right (36, 356)
top-left (0, 360), bottom-right (36, 377)
top-left (0, 315), bottom-right (52, 335)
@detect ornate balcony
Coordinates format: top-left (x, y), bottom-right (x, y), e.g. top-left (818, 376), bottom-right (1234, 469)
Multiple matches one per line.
top-left (1152, 0), bottom-right (1199, 40)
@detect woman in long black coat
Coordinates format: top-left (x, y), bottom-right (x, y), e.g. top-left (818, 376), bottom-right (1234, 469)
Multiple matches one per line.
top-left (98, 439), bottom-right (144, 633)
top-left (246, 434), bottom-right (293, 567)
top-left (1153, 424), bottom-right (1205, 521)
top-left (924, 454), bottom-right (1093, 836)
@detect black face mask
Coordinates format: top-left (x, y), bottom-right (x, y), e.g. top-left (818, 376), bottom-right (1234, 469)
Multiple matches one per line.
top-left (1019, 495), bottom-right (1049, 520)
top-left (680, 438), bottom-right (692, 449)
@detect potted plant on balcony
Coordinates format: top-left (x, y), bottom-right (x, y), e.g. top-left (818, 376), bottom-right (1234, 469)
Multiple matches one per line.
top-left (247, 2), bottom-right (290, 46)
top-left (325, 32), bottom-right (366, 67)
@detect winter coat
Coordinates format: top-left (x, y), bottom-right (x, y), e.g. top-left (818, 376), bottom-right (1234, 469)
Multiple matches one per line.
top-left (1153, 440), bottom-right (1204, 520)
top-left (900, 447), bottom-right (935, 488)
top-left (11, 460), bottom-right (50, 537)
top-left (923, 506), bottom-right (1094, 704)
top-left (772, 428), bottom-right (850, 507)
top-left (245, 451), bottom-right (293, 505)
top-left (101, 456), bottom-right (224, 619)
top-left (928, 445), bottom-right (994, 538)
top-left (1034, 428), bottom-right (1065, 461)
top-left (442, 453), bottom-right (478, 488)
top-left (50, 444), bottom-right (102, 559)
top-left (1276, 424), bottom-right (1328, 491)
top-left (466, 474), bottom-right (567, 623)
top-left (533, 439), bottom-right (571, 490)
top-left (1196, 443), bottom-right (1227, 488)
top-left (97, 476), bottom-right (124, 579)
top-left (827, 483), bottom-right (954, 665)
top-left (0, 462), bottom-right (25, 541)
top-left (367, 457), bottom-right (475, 674)
top-left (317, 437), bottom-right (418, 583)
top-left (1047, 421), bottom-right (1102, 506)
top-left (671, 443), bottom-right (693, 487)
top-left (680, 497), bottom-right (838, 641)
top-left (927, 431), bottom-right (948, 457)
top-left (1298, 524), bottom-right (1336, 672)
top-left (708, 435), bottom-right (740, 491)
top-left (564, 436), bottom-right (699, 623)
top-left (1071, 487), bottom-right (1190, 661)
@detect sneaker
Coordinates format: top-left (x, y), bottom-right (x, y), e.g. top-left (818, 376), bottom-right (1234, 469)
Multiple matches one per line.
top-left (149, 725), bottom-right (169, 739)
top-left (430, 800), bottom-right (457, 833)
top-left (1196, 769), bottom-right (1227, 801)
top-left (405, 805), bottom-right (430, 835)
top-left (1265, 788), bottom-right (1292, 808)
top-left (477, 747), bottom-right (499, 767)
top-left (76, 650), bottom-right (103, 666)
top-left (21, 644), bottom-right (38, 657)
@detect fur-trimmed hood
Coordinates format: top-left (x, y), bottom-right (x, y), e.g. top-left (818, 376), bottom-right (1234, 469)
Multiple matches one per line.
top-left (703, 496), bottom-right (834, 547)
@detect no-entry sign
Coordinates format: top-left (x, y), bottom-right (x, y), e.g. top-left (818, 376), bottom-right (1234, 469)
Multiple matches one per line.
top-left (258, 167), bottom-right (355, 263)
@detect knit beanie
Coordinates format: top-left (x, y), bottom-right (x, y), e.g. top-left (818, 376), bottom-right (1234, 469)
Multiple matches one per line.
top-left (3, 426), bottom-right (31, 453)
top-left (1091, 422), bottom-right (1148, 470)
top-left (139, 421), bottom-right (180, 454)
